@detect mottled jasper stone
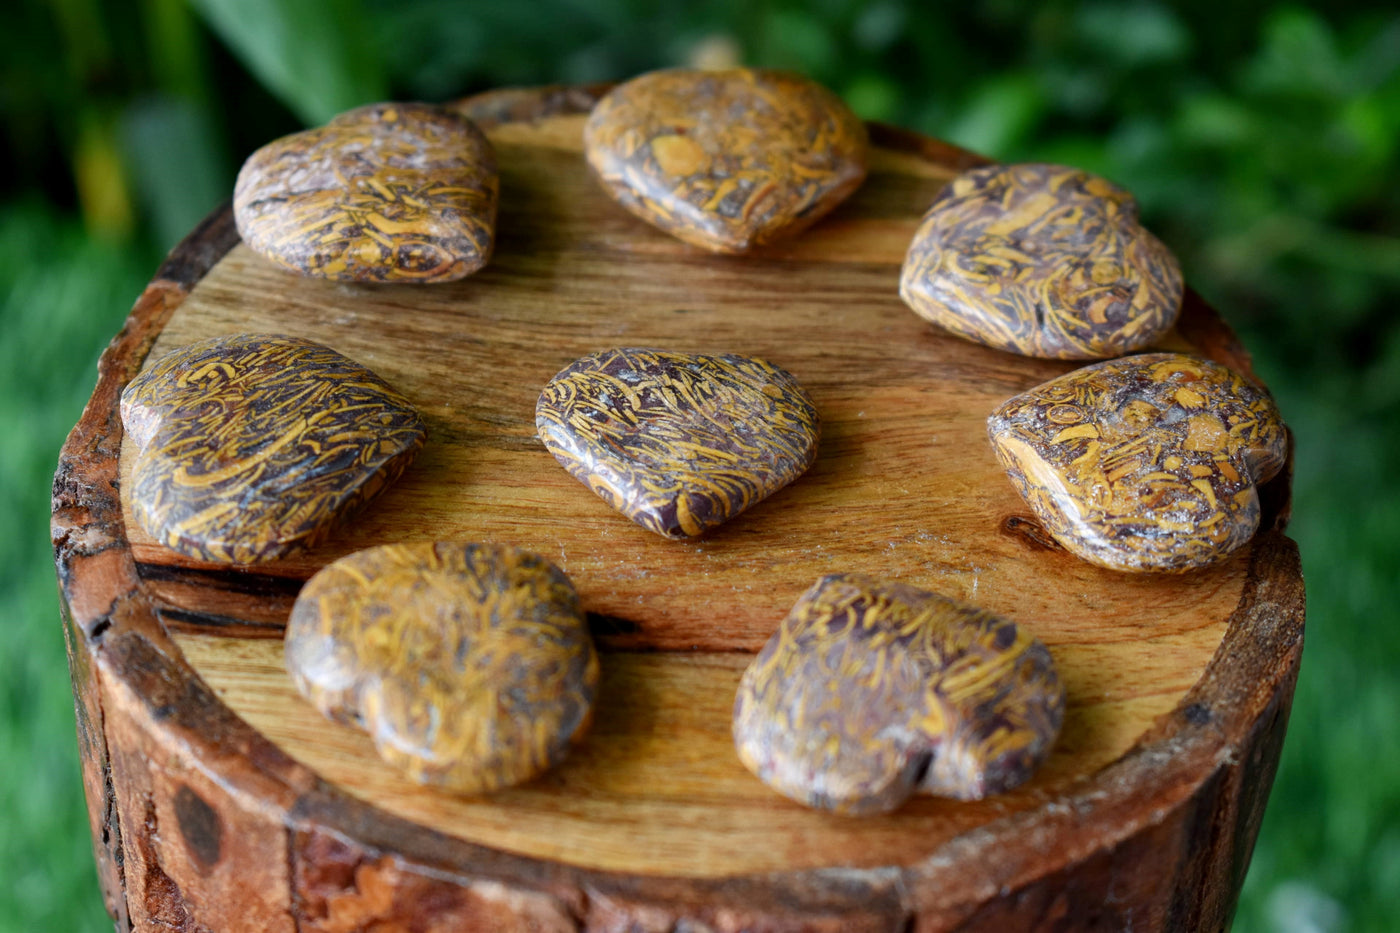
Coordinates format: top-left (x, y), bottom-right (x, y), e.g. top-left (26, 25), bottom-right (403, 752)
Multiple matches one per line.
top-left (900, 163), bottom-right (1183, 359)
top-left (535, 348), bottom-right (820, 539)
top-left (285, 543), bottom-right (599, 794)
top-left (988, 353), bottom-right (1289, 572)
top-left (234, 103), bottom-right (497, 282)
top-left (733, 574), bottom-right (1064, 815)
top-left (120, 334), bottom-right (424, 563)
top-left (583, 68), bottom-right (869, 252)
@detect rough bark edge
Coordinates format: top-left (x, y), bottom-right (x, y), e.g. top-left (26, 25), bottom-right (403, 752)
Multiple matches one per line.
top-left (50, 86), bottom-right (1303, 932)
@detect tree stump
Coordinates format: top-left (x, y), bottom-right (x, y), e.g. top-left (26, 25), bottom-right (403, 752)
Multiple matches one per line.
top-left (52, 85), bottom-right (1304, 932)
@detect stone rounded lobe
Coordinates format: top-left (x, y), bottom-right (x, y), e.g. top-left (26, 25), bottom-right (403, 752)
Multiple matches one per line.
top-left (120, 334), bottom-right (424, 563)
top-left (584, 68), bottom-right (869, 252)
top-left (900, 163), bottom-right (1183, 359)
top-left (988, 353), bottom-right (1288, 572)
top-left (733, 574), bottom-right (1064, 815)
top-left (536, 348), bottom-right (820, 539)
top-left (285, 543), bottom-right (599, 794)
top-left (234, 103), bottom-right (498, 283)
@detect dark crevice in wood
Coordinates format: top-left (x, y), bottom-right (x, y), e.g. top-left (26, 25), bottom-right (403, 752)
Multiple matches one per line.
top-left (138, 795), bottom-right (208, 932)
top-left (103, 729), bottom-right (130, 930)
top-left (158, 606), bottom-right (286, 634)
top-left (585, 611), bottom-right (641, 637)
top-left (136, 560), bottom-right (310, 597)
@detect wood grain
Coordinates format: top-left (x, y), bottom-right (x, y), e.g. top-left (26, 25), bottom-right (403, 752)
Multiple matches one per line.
top-left (55, 86), bottom-right (1304, 931)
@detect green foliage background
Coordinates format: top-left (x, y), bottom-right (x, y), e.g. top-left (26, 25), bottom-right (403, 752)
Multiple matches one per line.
top-left (3, 2), bottom-right (1397, 930)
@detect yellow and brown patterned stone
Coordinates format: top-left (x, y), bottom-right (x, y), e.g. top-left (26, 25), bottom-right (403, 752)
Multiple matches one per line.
top-left (583, 68), bottom-right (869, 252)
top-left (234, 103), bottom-right (497, 282)
top-left (285, 543), bottom-right (599, 794)
top-left (988, 353), bottom-right (1288, 572)
top-left (535, 348), bottom-right (820, 539)
top-left (733, 574), bottom-right (1064, 815)
top-left (900, 163), bottom-right (1183, 359)
top-left (121, 334), bottom-right (424, 563)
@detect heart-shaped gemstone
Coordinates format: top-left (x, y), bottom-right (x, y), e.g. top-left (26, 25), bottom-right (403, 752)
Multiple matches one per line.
top-left (584, 69), bottom-right (868, 252)
top-left (535, 348), bottom-right (820, 538)
top-left (988, 353), bottom-right (1288, 572)
top-left (121, 334), bottom-right (424, 563)
top-left (234, 103), bottom-right (497, 283)
top-left (733, 574), bottom-right (1064, 815)
top-left (285, 543), bottom-right (599, 794)
top-left (901, 163), bottom-right (1183, 359)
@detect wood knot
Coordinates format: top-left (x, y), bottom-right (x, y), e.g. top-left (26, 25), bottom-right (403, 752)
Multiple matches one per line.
top-left (174, 784), bottom-right (223, 871)
top-left (1184, 703), bottom-right (1212, 726)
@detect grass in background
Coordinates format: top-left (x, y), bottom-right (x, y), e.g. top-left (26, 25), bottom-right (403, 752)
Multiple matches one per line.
top-left (1232, 334), bottom-right (1400, 933)
top-left (0, 205), bottom-right (150, 931)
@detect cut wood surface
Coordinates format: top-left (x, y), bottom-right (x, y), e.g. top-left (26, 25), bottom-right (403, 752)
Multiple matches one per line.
top-left (55, 85), bottom-right (1304, 931)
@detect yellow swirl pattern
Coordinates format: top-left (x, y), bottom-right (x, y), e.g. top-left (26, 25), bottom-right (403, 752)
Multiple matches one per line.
top-left (121, 334), bottom-right (425, 564)
top-left (988, 353), bottom-right (1288, 572)
top-left (733, 574), bottom-right (1064, 815)
top-left (584, 68), bottom-right (868, 253)
top-left (234, 103), bottom-right (498, 283)
top-left (535, 348), bottom-right (820, 539)
top-left (900, 163), bottom-right (1183, 359)
top-left (285, 543), bottom-right (599, 795)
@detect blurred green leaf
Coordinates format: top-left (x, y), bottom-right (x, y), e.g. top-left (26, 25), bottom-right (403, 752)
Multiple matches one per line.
top-left (759, 9), bottom-right (838, 76)
top-left (852, 2), bottom-right (906, 52)
top-left (120, 96), bottom-right (231, 250)
top-left (144, 0), bottom-right (209, 100)
top-left (1074, 1), bottom-right (1190, 64)
top-left (188, 0), bottom-right (388, 124)
top-left (843, 73), bottom-right (900, 122)
top-left (1244, 6), bottom-right (1349, 98)
top-left (72, 111), bottom-right (134, 240)
top-left (943, 72), bottom-right (1046, 155)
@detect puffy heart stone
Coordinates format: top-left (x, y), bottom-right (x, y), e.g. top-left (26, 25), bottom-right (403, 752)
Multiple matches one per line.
top-left (535, 348), bottom-right (820, 538)
top-left (733, 574), bottom-right (1064, 815)
top-left (121, 334), bottom-right (424, 563)
top-left (234, 102), bottom-right (498, 283)
top-left (285, 543), bottom-right (599, 794)
top-left (900, 163), bottom-right (1183, 359)
top-left (988, 353), bottom-right (1288, 572)
top-left (584, 68), bottom-right (868, 252)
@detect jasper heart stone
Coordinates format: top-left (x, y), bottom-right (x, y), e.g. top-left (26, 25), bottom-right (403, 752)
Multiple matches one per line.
top-left (535, 348), bottom-right (820, 538)
top-left (234, 103), bottom-right (497, 282)
top-left (900, 163), bottom-right (1183, 359)
top-left (583, 69), bottom-right (869, 252)
top-left (733, 574), bottom-right (1064, 815)
top-left (285, 543), bottom-right (599, 794)
top-left (121, 334), bottom-right (424, 563)
top-left (988, 353), bottom-right (1288, 572)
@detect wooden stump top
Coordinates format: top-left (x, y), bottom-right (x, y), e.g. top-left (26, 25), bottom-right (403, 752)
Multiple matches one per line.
top-left (54, 85), bottom-right (1304, 931)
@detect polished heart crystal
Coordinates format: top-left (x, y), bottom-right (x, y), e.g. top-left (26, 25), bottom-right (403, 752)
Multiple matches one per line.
top-left (584, 68), bottom-right (868, 252)
top-left (535, 348), bottom-right (820, 538)
top-left (987, 353), bottom-right (1289, 572)
top-left (234, 102), bottom-right (498, 282)
top-left (733, 574), bottom-right (1064, 815)
top-left (285, 543), bottom-right (599, 794)
top-left (121, 334), bottom-right (424, 563)
top-left (900, 163), bottom-right (1183, 359)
